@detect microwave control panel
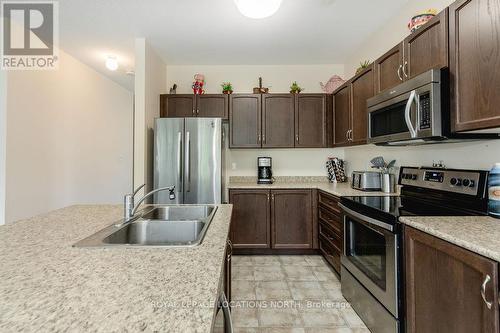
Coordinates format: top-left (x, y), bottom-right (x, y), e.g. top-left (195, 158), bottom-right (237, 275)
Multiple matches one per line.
top-left (419, 93), bottom-right (431, 129)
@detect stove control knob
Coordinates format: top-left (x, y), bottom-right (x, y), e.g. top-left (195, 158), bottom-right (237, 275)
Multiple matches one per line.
top-left (463, 179), bottom-right (475, 187)
top-left (411, 174), bottom-right (418, 180)
top-left (450, 178), bottom-right (462, 186)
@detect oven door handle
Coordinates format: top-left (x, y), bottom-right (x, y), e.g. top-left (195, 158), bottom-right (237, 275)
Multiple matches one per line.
top-left (339, 203), bottom-right (394, 232)
top-left (404, 90), bottom-right (418, 138)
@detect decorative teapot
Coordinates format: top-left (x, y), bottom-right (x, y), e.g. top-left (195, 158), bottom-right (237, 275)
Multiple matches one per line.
top-left (320, 75), bottom-right (345, 94)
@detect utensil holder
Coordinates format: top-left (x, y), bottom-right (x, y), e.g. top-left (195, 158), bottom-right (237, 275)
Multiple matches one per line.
top-left (381, 174), bottom-right (396, 193)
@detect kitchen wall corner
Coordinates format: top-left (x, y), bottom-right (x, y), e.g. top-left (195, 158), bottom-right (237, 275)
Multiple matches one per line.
top-left (0, 70), bottom-right (6, 225)
top-left (133, 38), bottom-right (167, 197)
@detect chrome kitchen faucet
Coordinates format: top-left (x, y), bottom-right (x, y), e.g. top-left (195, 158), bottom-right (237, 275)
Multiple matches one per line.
top-left (123, 184), bottom-right (176, 221)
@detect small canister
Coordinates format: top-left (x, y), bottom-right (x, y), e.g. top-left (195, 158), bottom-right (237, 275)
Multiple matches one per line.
top-left (488, 163), bottom-right (500, 219)
top-left (381, 173), bottom-right (396, 193)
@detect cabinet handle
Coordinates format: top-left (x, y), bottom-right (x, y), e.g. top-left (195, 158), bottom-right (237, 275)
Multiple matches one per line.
top-left (481, 274), bottom-right (493, 309)
top-left (196, 108), bottom-right (199, 115)
top-left (402, 61), bottom-right (408, 78)
top-left (296, 134), bottom-right (299, 143)
top-left (267, 194), bottom-right (270, 202)
top-left (397, 65), bottom-right (403, 81)
top-left (258, 134), bottom-right (261, 143)
top-left (262, 134), bottom-right (266, 143)
top-left (345, 131), bottom-right (349, 141)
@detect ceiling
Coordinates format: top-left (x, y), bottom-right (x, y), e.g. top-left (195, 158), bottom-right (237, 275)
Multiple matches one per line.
top-left (59, 0), bottom-right (411, 90)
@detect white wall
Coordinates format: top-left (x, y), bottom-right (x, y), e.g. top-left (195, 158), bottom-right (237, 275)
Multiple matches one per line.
top-left (228, 148), bottom-right (344, 177)
top-left (166, 64), bottom-right (345, 94)
top-left (134, 38), bottom-right (167, 196)
top-left (5, 50), bottom-right (133, 224)
top-left (344, 0), bottom-right (455, 77)
top-left (0, 70), bottom-right (6, 225)
top-left (344, 141), bottom-right (500, 174)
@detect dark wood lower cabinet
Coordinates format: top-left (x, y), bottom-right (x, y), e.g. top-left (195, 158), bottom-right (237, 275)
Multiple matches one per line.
top-left (317, 191), bottom-right (343, 274)
top-left (224, 238), bottom-right (232, 302)
top-left (230, 189), bottom-right (316, 252)
top-left (405, 226), bottom-right (499, 333)
top-left (229, 189), bottom-right (270, 249)
top-left (271, 190), bottom-right (313, 249)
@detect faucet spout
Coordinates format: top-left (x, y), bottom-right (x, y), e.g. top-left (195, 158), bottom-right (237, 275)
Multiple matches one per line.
top-left (130, 186), bottom-right (176, 217)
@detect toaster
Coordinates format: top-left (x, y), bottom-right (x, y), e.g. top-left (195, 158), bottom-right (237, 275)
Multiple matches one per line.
top-left (351, 171), bottom-right (382, 191)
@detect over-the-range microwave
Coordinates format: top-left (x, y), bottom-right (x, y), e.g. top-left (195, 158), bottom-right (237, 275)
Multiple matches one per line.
top-left (367, 68), bottom-right (497, 146)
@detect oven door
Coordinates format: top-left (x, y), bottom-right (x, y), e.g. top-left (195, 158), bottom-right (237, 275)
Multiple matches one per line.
top-left (340, 204), bottom-right (399, 317)
top-left (368, 82), bottom-right (440, 144)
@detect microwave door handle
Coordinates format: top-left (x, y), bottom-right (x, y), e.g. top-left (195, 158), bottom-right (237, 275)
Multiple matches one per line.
top-left (405, 90), bottom-right (417, 138)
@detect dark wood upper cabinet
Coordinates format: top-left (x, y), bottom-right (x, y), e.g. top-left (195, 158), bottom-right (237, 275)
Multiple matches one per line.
top-left (262, 94), bottom-right (295, 148)
top-left (160, 94), bottom-right (196, 117)
top-left (404, 9), bottom-right (449, 79)
top-left (229, 94), bottom-right (262, 148)
top-left (196, 94), bottom-right (228, 118)
top-left (449, 0), bottom-right (500, 132)
top-left (229, 189), bottom-right (271, 249)
top-left (271, 190), bottom-right (313, 249)
top-left (374, 43), bottom-right (403, 93)
top-left (350, 65), bottom-right (375, 145)
top-left (405, 226), bottom-right (499, 333)
top-left (333, 84), bottom-right (351, 147)
top-left (295, 94), bottom-right (328, 148)
top-left (160, 94), bottom-right (228, 118)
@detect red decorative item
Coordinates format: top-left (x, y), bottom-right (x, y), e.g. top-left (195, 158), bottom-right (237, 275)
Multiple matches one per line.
top-left (192, 73), bottom-right (205, 94)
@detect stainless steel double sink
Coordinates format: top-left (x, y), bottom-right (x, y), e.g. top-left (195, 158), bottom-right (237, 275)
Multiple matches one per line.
top-left (73, 205), bottom-right (217, 248)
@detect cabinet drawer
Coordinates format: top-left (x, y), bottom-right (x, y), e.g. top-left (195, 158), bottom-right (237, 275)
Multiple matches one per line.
top-left (319, 220), bottom-right (342, 251)
top-left (318, 191), bottom-right (341, 215)
top-left (318, 207), bottom-right (342, 234)
top-left (319, 234), bottom-right (341, 273)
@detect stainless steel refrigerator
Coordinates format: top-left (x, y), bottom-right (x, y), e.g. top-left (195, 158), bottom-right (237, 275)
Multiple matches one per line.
top-left (153, 118), bottom-right (224, 204)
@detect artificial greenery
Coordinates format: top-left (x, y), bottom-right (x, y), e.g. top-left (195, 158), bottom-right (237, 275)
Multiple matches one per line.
top-left (290, 81), bottom-right (303, 93)
top-left (221, 82), bottom-right (233, 92)
top-left (355, 60), bottom-right (371, 74)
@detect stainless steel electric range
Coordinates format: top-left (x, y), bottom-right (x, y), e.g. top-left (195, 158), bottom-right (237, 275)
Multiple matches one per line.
top-left (339, 166), bottom-right (490, 333)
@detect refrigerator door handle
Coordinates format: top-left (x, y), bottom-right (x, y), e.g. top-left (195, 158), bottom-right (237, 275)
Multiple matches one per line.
top-left (177, 132), bottom-right (183, 192)
top-left (186, 131), bottom-right (191, 192)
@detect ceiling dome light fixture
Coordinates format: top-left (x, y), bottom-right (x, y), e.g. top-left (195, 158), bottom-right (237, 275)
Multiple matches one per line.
top-left (234, 0), bottom-right (282, 19)
top-left (105, 56), bottom-right (119, 71)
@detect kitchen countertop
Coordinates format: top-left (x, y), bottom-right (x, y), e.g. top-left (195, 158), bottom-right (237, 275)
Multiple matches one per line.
top-left (399, 216), bottom-right (500, 262)
top-left (0, 204), bottom-right (232, 332)
top-left (228, 180), bottom-right (399, 197)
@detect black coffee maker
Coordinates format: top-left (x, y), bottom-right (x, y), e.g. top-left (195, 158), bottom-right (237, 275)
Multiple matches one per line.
top-left (258, 157), bottom-right (273, 184)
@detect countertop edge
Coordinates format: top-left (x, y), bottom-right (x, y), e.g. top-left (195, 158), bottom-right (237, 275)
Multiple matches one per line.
top-left (399, 217), bottom-right (500, 262)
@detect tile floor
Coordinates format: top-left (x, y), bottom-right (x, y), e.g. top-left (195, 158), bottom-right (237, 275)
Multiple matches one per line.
top-left (231, 255), bottom-right (369, 333)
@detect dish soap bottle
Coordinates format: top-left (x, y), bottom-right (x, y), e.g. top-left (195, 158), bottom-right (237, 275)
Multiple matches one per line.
top-left (488, 163), bottom-right (500, 219)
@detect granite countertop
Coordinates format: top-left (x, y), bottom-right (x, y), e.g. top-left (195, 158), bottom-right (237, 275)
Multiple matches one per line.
top-left (399, 216), bottom-right (500, 262)
top-left (0, 204), bottom-right (232, 332)
top-left (228, 177), bottom-right (398, 197)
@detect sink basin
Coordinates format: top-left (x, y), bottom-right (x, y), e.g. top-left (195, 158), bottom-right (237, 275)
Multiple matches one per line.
top-left (73, 205), bottom-right (217, 248)
top-left (141, 205), bottom-right (215, 221)
top-left (103, 220), bottom-right (205, 245)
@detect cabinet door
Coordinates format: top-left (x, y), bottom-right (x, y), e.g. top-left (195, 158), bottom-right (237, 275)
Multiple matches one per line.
top-left (295, 94), bottom-right (328, 148)
top-left (449, 0), bottom-right (500, 132)
top-left (350, 65), bottom-right (374, 145)
top-left (333, 84), bottom-right (351, 146)
top-left (374, 43), bottom-right (403, 93)
top-left (262, 94), bottom-right (295, 148)
top-left (160, 94), bottom-right (196, 117)
top-left (405, 226), bottom-right (499, 333)
top-left (229, 94), bottom-right (262, 148)
top-left (271, 190), bottom-right (313, 249)
top-left (196, 94), bottom-right (228, 118)
top-left (404, 9), bottom-right (449, 79)
top-left (229, 190), bottom-right (270, 249)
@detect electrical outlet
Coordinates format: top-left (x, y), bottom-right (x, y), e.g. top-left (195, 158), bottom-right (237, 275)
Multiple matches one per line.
top-left (231, 163), bottom-right (237, 170)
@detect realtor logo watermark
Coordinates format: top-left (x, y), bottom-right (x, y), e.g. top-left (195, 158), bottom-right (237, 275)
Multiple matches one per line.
top-left (1, 0), bottom-right (59, 70)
